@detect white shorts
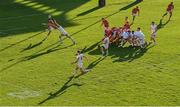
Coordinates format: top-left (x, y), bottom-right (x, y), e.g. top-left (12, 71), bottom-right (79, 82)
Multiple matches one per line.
top-left (132, 13), bottom-right (138, 16)
top-left (102, 44), bottom-right (109, 50)
top-left (58, 27), bottom-right (68, 35)
top-left (151, 33), bottom-right (156, 38)
top-left (77, 63), bottom-right (83, 68)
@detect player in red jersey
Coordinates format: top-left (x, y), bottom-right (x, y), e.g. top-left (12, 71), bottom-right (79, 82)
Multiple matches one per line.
top-left (162, 2), bottom-right (174, 20)
top-left (132, 6), bottom-right (140, 22)
top-left (125, 17), bottom-right (129, 23)
top-left (42, 15), bottom-right (59, 40)
top-left (101, 18), bottom-right (109, 29)
top-left (123, 21), bottom-right (131, 32)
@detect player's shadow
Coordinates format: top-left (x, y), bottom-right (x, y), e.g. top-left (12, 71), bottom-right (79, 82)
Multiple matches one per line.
top-left (88, 43), bottom-right (153, 63)
top-left (24, 43), bottom-right (74, 61)
top-left (0, 43), bottom-right (74, 72)
top-left (0, 0), bottom-right (90, 37)
top-left (63, 0), bottom-right (143, 39)
top-left (86, 56), bottom-right (106, 69)
top-left (112, 44), bottom-right (154, 63)
top-left (75, 56), bottom-right (106, 79)
top-left (20, 38), bottom-right (46, 52)
top-left (77, 6), bottom-right (101, 17)
top-left (120, 0), bottom-right (142, 11)
top-left (157, 19), bottom-right (170, 30)
top-left (38, 76), bottom-right (83, 105)
top-left (0, 31), bottom-right (44, 52)
top-left (81, 41), bottom-right (101, 53)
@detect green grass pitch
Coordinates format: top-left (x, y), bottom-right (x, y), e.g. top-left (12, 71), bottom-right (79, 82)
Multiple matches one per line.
top-left (0, 0), bottom-right (180, 106)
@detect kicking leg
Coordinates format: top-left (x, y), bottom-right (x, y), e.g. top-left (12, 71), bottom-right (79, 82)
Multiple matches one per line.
top-left (44, 30), bottom-right (51, 41)
top-left (66, 34), bottom-right (76, 44)
top-left (59, 34), bottom-right (64, 43)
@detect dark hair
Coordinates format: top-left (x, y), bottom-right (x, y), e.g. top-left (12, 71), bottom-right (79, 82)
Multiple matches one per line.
top-left (137, 27), bottom-right (141, 30)
top-left (77, 50), bottom-right (81, 54)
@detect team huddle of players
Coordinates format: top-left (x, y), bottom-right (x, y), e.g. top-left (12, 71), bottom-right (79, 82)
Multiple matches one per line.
top-left (43, 2), bottom-right (174, 76)
top-left (100, 2), bottom-right (174, 56)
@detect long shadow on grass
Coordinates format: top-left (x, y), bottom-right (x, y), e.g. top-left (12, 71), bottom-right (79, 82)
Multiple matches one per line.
top-left (157, 19), bottom-right (170, 30)
top-left (77, 6), bottom-right (101, 17)
top-left (0, 0), bottom-right (141, 53)
top-left (0, 0), bottom-right (90, 37)
top-left (81, 41), bottom-right (101, 53)
top-left (0, 31), bottom-right (44, 52)
top-left (20, 37), bottom-right (47, 52)
top-left (64, 0), bottom-right (143, 39)
top-left (88, 43), bottom-right (153, 63)
top-left (0, 43), bottom-right (73, 72)
top-left (75, 56), bottom-right (106, 79)
top-left (120, 0), bottom-right (142, 11)
top-left (38, 76), bottom-right (83, 105)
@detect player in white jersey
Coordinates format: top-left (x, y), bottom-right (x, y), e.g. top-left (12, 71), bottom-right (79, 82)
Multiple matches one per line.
top-left (71, 50), bottom-right (90, 76)
top-left (134, 27), bottom-right (145, 48)
top-left (101, 34), bottom-right (110, 56)
top-left (42, 15), bottom-right (76, 44)
top-left (150, 22), bottom-right (157, 45)
top-left (58, 25), bottom-right (76, 44)
top-left (120, 31), bottom-right (133, 47)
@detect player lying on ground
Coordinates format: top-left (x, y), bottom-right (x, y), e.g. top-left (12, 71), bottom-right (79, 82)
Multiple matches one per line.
top-left (162, 2), bottom-right (174, 20)
top-left (71, 50), bottom-right (90, 76)
top-left (42, 15), bottom-right (76, 44)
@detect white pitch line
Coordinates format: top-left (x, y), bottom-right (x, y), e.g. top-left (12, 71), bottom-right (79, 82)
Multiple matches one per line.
top-left (0, 13), bottom-right (44, 21)
top-left (0, 81), bottom-right (41, 99)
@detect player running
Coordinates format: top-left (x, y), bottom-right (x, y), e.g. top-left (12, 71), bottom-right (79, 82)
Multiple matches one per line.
top-left (150, 22), bottom-right (157, 45)
top-left (100, 34), bottom-right (110, 56)
top-left (162, 2), bottom-right (174, 20)
top-left (43, 15), bottom-right (76, 44)
top-left (71, 50), bottom-right (90, 76)
top-left (132, 6), bottom-right (140, 22)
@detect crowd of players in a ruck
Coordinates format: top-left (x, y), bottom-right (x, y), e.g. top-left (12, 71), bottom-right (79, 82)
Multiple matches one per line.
top-left (43, 2), bottom-right (174, 75)
top-left (100, 2), bottom-right (174, 56)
